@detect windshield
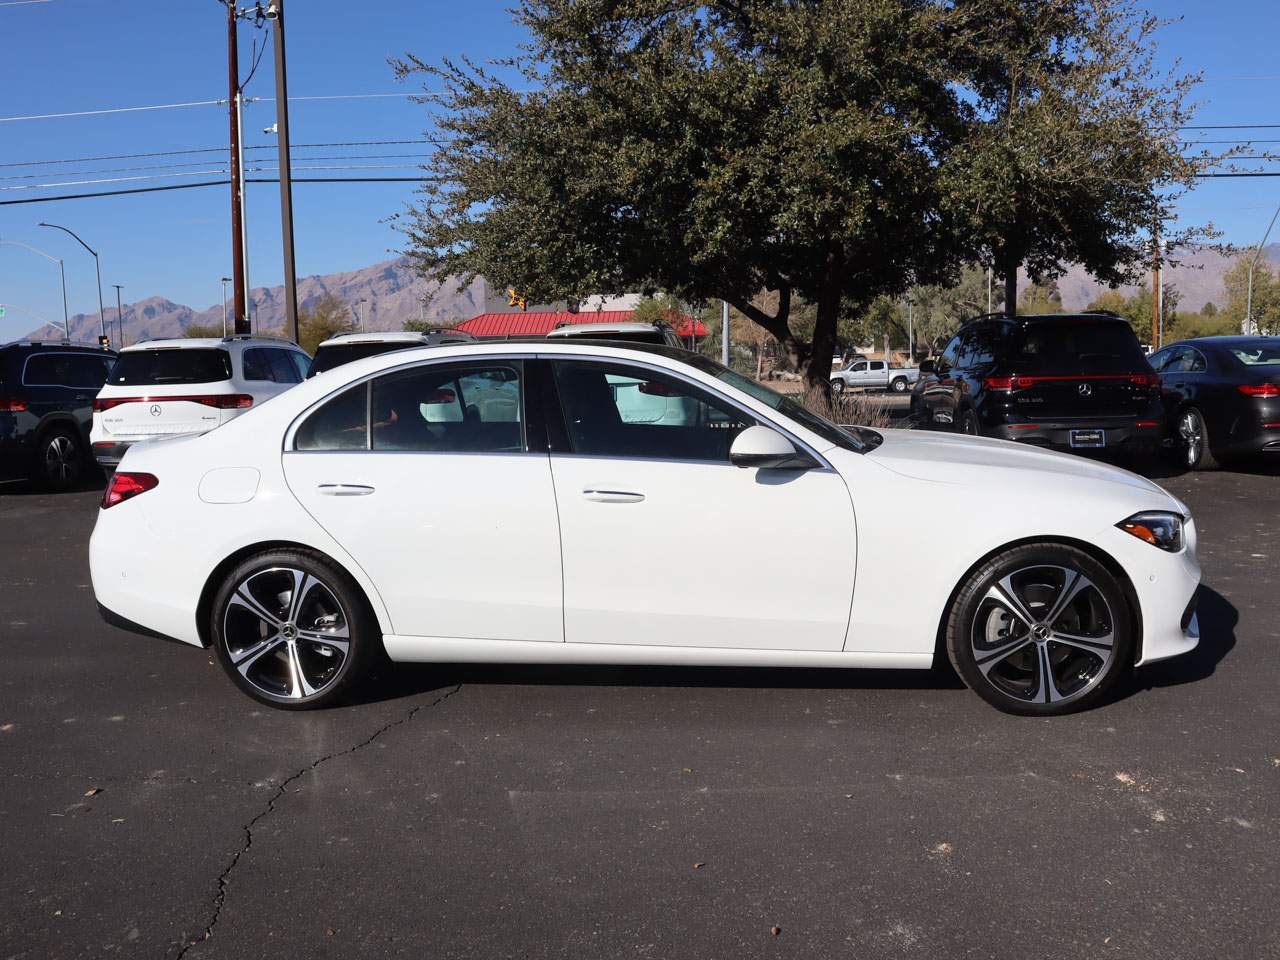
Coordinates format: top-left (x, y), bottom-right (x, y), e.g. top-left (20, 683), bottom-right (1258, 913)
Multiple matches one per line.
top-left (1007, 321), bottom-right (1147, 374)
top-left (109, 348), bottom-right (232, 385)
top-left (682, 354), bottom-right (868, 453)
top-left (1229, 341), bottom-right (1280, 366)
top-left (309, 341), bottom-right (420, 377)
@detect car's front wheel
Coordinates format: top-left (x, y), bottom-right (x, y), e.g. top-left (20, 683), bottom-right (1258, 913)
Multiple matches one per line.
top-left (210, 549), bottom-right (379, 709)
top-left (945, 543), bottom-right (1133, 716)
top-left (830, 378), bottom-right (845, 395)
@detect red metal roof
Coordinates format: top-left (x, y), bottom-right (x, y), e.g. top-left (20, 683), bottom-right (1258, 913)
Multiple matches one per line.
top-left (458, 310), bottom-right (708, 339)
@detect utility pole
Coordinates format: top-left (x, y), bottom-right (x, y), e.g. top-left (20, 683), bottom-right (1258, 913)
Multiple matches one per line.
top-left (987, 266), bottom-right (993, 313)
top-left (111, 283), bottom-right (124, 346)
top-left (38, 222), bottom-right (106, 345)
top-left (220, 277), bottom-right (232, 336)
top-left (1151, 235), bottom-right (1160, 351)
top-left (721, 301), bottom-right (730, 367)
top-left (268, 0), bottom-right (299, 344)
top-left (357, 298), bottom-right (366, 332)
top-left (226, 1), bottom-right (249, 334)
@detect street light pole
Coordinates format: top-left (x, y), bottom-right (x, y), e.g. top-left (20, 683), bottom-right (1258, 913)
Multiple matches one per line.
top-left (220, 277), bottom-right (232, 337)
top-left (357, 298), bottom-right (366, 332)
top-left (1246, 202), bottom-right (1280, 336)
top-left (721, 300), bottom-right (730, 367)
top-left (0, 238), bottom-right (70, 338)
top-left (38, 222), bottom-right (107, 345)
top-left (111, 283), bottom-right (124, 347)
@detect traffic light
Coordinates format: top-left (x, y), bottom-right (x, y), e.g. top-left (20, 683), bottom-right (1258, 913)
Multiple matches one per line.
top-left (507, 287), bottom-right (528, 312)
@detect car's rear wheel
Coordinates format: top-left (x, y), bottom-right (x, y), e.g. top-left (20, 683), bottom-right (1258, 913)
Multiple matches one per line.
top-left (1178, 407), bottom-right (1219, 471)
top-left (36, 426), bottom-right (84, 491)
top-left (946, 543), bottom-right (1133, 716)
top-left (891, 376), bottom-right (909, 393)
top-left (959, 409), bottom-right (981, 436)
top-left (210, 549), bottom-right (379, 709)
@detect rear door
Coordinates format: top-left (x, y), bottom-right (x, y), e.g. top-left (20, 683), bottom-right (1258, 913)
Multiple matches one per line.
top-left (282, 358), bottom-right (563, 642)
top-left (1003, 321), bottom-right (1153, 419)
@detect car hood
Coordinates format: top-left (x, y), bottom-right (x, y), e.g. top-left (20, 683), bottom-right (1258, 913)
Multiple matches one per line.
top-left (864, 428), bottom-right (1184, 509)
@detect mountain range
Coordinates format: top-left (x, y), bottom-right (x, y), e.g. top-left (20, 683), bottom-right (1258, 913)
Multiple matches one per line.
top-left (26, 245), bottom-right (1280, 345)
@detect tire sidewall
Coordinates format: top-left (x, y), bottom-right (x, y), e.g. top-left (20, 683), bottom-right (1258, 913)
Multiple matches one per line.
top-left (37, 426), bottom-right (84, 491)
top-left (210, 549), bottom-right (374, 710)
top-left (891, 377), bottom-right (907, 393)
top-left (946, 544), bottom-right (1133, 716)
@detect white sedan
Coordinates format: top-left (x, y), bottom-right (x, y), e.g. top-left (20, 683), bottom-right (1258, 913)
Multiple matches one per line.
top-left (90, 341), bottom-right (1201, 716)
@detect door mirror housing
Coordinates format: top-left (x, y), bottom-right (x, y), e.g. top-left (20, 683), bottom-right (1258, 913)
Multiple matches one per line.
top-left (919, 358), bottom-right (936, 375)
top-left (729, 425), bottom-right (814, 470)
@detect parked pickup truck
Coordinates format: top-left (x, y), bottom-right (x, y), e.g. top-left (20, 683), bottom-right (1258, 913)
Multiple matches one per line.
top-left (830, 359), bottom-right (920, 394)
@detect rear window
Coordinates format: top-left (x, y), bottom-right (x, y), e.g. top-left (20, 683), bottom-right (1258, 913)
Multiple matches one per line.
top-left (308, 342), bottom-right (419, 377)
top-left (1007, 321), bottom-right (1147, 374)
top-left (1229, 341), bottom-right (1280, 366)
top-left (109, 348), bottom-right (233, 385)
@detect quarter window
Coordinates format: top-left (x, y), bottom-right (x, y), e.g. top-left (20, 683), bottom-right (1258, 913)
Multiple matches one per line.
top-left (371, 362), bottom-right (523, 453)
top-left (552, 360), bottom-right (753, 461)
top-left (295, 384), bottom-right (369, 451)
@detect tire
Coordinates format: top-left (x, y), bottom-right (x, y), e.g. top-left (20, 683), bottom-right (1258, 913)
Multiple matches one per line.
top-left (1178, 407), bottom-right (1219, 471)
top-left (958, 408), bottom-right (981, 436)
top-left (35, 425), bottom-right (85, 491)
top-left (210, 549), bottom-right (380, 710)
top-left (830, 378), bottom-right (845, 395)
top-left (891, 377), bottom-right (909, 393)
top-left (945, 543), bottom-right (1133, 716)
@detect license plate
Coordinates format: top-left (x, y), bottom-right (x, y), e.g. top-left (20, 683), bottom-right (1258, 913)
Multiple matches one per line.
top-left (1070, 429), bottom-right (1106, 449)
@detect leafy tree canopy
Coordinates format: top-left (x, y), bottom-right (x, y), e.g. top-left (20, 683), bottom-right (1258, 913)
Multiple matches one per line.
top-left (298, 293), bottom-right (356, 355)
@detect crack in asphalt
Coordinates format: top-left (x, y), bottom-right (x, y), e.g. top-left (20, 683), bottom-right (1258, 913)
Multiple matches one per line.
top-left (174, 683), bottom-right (462, 959)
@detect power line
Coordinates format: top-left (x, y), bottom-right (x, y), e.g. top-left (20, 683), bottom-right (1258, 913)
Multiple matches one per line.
top-left (0, 93), bottom-right (431, 124)
top-left (0, 154), bottom-right (434, 182)
top-left (0, 176), bottom-right (433, 206)
top-left (0, 139), bottom-right (446, 169)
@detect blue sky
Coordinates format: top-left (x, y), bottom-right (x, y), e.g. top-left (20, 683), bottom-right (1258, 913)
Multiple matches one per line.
top-left (1, 0), bottom-right (1277, 339)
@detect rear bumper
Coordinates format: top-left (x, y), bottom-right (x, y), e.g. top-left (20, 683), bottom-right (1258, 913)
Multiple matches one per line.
top-left (92, 440), bottom-right (131, 467)
top-left (989, 419), bottom-right (1163, 453)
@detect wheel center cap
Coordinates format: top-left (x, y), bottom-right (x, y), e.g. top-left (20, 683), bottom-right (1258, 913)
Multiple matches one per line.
top-left (282, 623), bottom-right (298, 641)
top-left (1031, 623), bottom-right (1052, 643)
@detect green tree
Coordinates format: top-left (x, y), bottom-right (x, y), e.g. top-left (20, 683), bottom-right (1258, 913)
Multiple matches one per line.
top-left (1018, 279), bottom-right (1063, 315)
top-left (298, 293), bottom-right (355, 355)
top-left (945, 0), bottom-right (1217, 313)
top-left (395, 1), bottom-right (969, 400)
top-left (183, 321), bottom-right (224, 338)
top-left (1221, 255), bottom-right (1278, 335)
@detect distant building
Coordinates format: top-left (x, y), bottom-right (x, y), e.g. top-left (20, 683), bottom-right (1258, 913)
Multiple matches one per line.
top-left (458, 309), bottom-right (708, 339)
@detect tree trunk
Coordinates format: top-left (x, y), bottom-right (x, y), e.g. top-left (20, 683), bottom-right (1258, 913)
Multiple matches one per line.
top-left (800, 253), bottom-right (843, 405)
top-left (1002, 253), bottom-right (1019, 316)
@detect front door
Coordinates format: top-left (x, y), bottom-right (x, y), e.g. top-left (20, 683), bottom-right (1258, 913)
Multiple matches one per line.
top-left (546, 358), bottom-right (856, 651)
top-left (282, 359), bottom-right (563, 642)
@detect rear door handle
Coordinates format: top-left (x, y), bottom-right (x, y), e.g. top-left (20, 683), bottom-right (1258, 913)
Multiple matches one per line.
top-left (317, 483), bottom-right (375, 497)
top-left (582, 488), bottom-right (645, 503)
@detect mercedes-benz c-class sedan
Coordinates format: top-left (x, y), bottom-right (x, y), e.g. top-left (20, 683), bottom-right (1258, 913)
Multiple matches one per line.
top-left (90, 341), bottom-right (1201, 716)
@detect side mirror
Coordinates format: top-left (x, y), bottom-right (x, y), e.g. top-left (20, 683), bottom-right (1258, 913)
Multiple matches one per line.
top-left (919, 358), bottom-right (936, 375)
top-left (730, 425), bottom-right (813, 470)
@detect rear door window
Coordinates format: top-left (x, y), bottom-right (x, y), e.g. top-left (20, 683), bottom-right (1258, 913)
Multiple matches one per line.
top-left (371, 362), bottom-right (524, 452)
top-left (109, 348), bottom-right (233, 385)
top-left (1008, 322), bottom-right (1146, 374)
top-left (268, 349), bottom-right (302, 384)
top-left (242, 348), bottom-right (275, 382)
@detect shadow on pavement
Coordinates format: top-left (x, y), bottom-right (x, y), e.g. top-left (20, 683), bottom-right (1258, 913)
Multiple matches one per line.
top-left (1127, 584), bottom-right (1237, 694)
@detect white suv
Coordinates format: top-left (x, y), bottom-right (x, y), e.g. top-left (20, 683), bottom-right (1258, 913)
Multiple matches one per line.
top-left (91, 335), bottom-right (311, 468)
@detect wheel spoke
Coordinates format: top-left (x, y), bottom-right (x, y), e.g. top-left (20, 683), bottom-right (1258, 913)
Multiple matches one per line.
top-left (285, 642), bottom-right (318, 699)
top-left (228, 589), bottom-right (283, 629)
top-left (1044, 570), bottom-right (1094, 628)
top-left (1051, 630), bottom-right (1114, 657)
top-left (989, 577), bottom-right (1037, 627)
top-left (1036, 643), bottom-right (1066, 704)
top-left (974, 637), bottom-right (1034, 675)
top-left (234, 634), bottom-right (284, 673)
top-left (297, 631), bottom-right (349, 657)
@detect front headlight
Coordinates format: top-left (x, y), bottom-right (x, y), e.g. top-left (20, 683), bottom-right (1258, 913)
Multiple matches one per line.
top-left (1117, 511), bottom-right (1184, 552)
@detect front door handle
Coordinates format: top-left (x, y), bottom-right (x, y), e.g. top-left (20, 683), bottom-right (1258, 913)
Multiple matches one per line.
top-left (317, 483), bottom-right (375, 497)
top-left (582, 488), bottom-right (645, 503)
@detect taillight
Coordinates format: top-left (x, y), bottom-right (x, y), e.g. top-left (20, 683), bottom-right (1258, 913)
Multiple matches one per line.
top-left (0, 398), bottom-right (27, 412)
top-left (101, 472), bottom-right (159, 509)
top-left (984, 376), bottom-right (1039, 391)
top-left (1129, 373), bottom-right (1161, 387)
top-left (93, 394), bottom-right (253, 411)
top-left (1239, 384), bottom-right (1280, 398)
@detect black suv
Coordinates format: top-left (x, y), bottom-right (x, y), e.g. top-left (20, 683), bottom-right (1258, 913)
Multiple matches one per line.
top-left (0, 341), bottom-right (116, 490)
top-left (911, 313), bottom-right (1163, 456)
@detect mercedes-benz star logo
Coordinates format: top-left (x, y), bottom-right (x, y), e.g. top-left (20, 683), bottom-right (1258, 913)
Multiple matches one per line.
top-left (149, 404), bottom-right (162, 417)
top-left (1077, 383), bottom-right (1092, 397)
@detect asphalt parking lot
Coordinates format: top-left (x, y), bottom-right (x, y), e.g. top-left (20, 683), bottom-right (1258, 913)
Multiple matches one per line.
top-left (2, 456), bottom-right (1278, 960)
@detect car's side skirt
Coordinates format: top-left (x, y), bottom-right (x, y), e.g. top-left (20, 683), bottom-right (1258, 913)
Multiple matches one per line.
top-left (383, 635), bottom-right (933, 670)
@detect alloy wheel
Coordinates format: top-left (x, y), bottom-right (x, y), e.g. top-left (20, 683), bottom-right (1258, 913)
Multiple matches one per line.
top-left (1179, 411), bottom-right (1202, 468)
top-left (970, 564), bottom-right (1115, 706)
top-left (222, 566), bottom-right (351, 701)
top-left (44, 434), bottom-right (78, 485)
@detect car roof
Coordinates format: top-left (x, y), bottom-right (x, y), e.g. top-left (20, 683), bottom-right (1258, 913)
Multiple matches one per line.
top-left (121, 335), bottom-right (303, 352)
top-left (2, 339), bottom-right (115, 352)
top-left (318, 330), bottom-right (463, 346)
top-left (962, 312), bottom-right (1128, 328)
top-left (1174, 335), bottom-right (1274, 348)
top-left (547, 322), bottom-right (662, 337)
